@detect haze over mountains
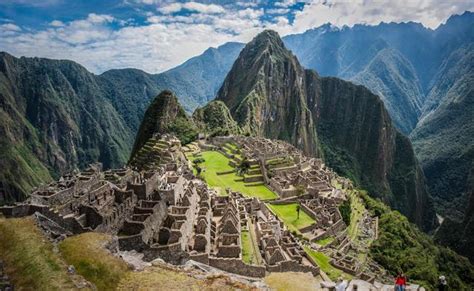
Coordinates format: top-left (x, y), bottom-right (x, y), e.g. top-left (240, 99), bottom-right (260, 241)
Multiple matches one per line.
top-left (0, 10), bottom-right (472, 259)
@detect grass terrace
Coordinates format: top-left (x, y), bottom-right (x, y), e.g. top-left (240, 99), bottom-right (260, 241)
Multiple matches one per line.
top-left (315, 237), bottom-right (335, 247)
top-left (267, 203), bottom-right (315, 233)
top-left (303, 246), bottom-right (352, 281)
top-left (348, 190), bottom-right (366, 240)
top-left (188, 151), bottom-right (278, 200)
top-left (241, 230), bottom-right (258, 264)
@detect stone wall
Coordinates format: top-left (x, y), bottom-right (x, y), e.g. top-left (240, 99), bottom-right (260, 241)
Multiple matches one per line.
top-left (267, 260), bottom-right (319, 276)
top-left (209, 258), bottom-right (266, 278)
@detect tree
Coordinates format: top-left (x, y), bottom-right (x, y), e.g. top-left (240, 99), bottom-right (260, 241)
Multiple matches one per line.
top-left (237, 158), bottom-right (251, 176)
top-left (195, 165), bottom-right (202, 177)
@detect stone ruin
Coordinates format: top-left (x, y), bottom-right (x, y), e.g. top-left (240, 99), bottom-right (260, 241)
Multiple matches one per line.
top-left (0, 134), bottom-right (386, 283)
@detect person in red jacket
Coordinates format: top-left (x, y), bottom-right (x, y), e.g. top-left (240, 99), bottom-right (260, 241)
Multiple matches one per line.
top-left (395, 272), bottom-right (407, 291)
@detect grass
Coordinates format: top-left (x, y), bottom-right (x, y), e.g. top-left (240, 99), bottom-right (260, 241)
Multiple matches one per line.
top-left (304, 246), bottom-right (351, 281)
top-left (316, 237), bottom-right (335, 247)
top-left (189, 151), bottom-right (277, 200)
top-left (118, 264), bottom-right (253, 291)
top-left (265, 272), bottom-right (323, 291)
top-left (267, 203), bottom-right (315, 232)
top-left (0, 217), bottom-right (77, 290)
top-left (59, 232), bottom-right (130, 290)
top-left (241, 230), bottom-right (256, 264)
top-left (348, 190), bottom-right (365, 240)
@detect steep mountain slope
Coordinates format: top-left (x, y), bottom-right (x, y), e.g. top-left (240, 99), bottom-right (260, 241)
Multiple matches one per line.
top-left (435, 165), bottom-right (474, 263)
top-left (351, 48), bottom-right (423, 134)
top-left (216, 30), bottom-right (320, 157)
top-left (216, 30), bottom-right (436, 231)
top-left (0, 52), bottom-right (133, 203)
top-left (411, 44), bottom-right (474, 218)
top-left (130, 90), bottom-right (197, 159)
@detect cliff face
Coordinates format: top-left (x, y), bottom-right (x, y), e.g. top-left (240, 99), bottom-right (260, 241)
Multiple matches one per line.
top-left (130, 90), bottom-right (197, 158)
top-left (216, 30), bottom-right (320, 157)
top-left (0, 52), bottom-right (133, 203)
top-left (216, 30), bottom-right (436, 230)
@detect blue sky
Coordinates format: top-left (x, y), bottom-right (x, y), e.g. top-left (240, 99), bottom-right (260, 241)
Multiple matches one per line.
top-left (1, 0), bottom-right (472, 74)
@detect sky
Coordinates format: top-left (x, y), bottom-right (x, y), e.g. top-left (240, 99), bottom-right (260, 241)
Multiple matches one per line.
top-left (0, 0), bottom-right (472, 74)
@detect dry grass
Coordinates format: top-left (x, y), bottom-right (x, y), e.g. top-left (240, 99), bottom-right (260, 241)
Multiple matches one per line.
top-left (0, 217), bottom-right (78, 290)
top-left (117, 265), bottom-right (255, 291)
top-left (59, 232), bottom-right (130, 290)
top-left (265, 272), bottom-right (323, 291)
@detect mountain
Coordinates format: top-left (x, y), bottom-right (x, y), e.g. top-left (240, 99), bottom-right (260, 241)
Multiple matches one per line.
top-left (0, 52), bottom-right (133, 202)
top-left (411, 44), bottom-right (474, 219)
top-left (130, 90), bottom-right (197, 159)
top-left (154, 42), bottom-right (245, 111)
top-left (0, 42), bottom-right (243, 203)
top-left (435, 165), bottom-right (474, 263)
top-left (192, 100), bottom-right (240, 136)
top-left (215, 30), bottom-right (436, 231)
top-left (216, 30), bottom-right (320, 157)
top-left (351, 48), bottom-right (423, 134)
top-left (99, 41), bottom-right (244, 132)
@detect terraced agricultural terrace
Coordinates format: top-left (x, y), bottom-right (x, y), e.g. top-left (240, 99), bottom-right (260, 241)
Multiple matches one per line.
top-left (0, 134), bottom-right (397, 289)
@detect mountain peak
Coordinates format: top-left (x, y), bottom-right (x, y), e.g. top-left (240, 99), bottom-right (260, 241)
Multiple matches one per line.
top-left (130, 90), bottom-right (197, 159)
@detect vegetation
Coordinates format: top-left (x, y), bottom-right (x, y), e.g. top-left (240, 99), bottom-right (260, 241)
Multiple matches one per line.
top-left (59, 232), bottom-right (130, 290)
top-left (264, 272), bottom-right (322, 291)
top-left (241, 230), bottom-right (257, 264)
top-left (0, 217), bottom-right (77, 289)
top-left (189, 151), bottom-right (277, 199)
top-left (303, 246), bottom-right (351, 281)
top-left (130, 90), bottom-right (197, 159)
top-left (267, 203), bottom-right (315, 233)
top-left (360, 192), bottom-right (474, 290)
top-left (338, 199), bottom-right (351, 226)
top-left (315, 237), bottom-right (334, 247)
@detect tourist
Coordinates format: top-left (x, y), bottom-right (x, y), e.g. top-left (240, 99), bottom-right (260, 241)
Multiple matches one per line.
top-left (438, 275), bottom-right (447, 291)
top-left (395, 273), bottom-right (407, 291)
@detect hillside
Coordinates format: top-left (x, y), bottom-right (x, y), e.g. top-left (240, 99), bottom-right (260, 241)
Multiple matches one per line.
top-left (215, 30), bottom-right (436, 231)
top-left (0, 52), bottom-right (133, 202)
top-left (411, 44), bottom-right (474, 219)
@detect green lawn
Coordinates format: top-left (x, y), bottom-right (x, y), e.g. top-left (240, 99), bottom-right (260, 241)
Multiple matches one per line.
top-left (348, 190), bottom-right (365, 240)
top-left (316, 237), bottom-right (335, 247)
top-left (267, 203), bottom-right (315, 232)
top-left (304, 246), bottom-right (352, 281)
top-left (241, 230), bottom-right (257, 264)
top-left (189, 151), bottom-right (278, 200)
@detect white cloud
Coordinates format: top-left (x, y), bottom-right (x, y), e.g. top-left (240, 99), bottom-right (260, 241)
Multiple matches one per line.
top-left (291, 0), bottom-right (474, 30)
top-left (1, 0), bottom-right (472, 75)
top-left (50, 20), bottom-right (65, 27)
top-left (0, 23), bottom-right (21, 31)
top-left (158, 1), bottom-right (225, 15)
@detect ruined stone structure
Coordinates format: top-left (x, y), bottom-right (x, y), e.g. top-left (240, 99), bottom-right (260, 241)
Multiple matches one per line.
top-left (0, 134), bottom-right (384, 281)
